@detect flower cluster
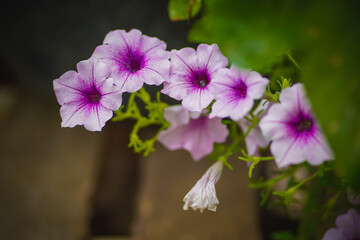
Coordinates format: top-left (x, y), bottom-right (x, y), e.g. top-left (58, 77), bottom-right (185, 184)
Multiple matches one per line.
top-left (54, 29), bottom-right (170, 131)
top-left (54, 29), bottom-right (334, 216)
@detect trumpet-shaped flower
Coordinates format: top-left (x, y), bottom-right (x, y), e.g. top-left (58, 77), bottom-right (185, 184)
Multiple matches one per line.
top-left (92, 29), bottom-right (170, 92)
top-left (158, 105), bottom-right (228, 161)
top-left (53, 58), bottom-right (122, 131)
top-left (161, 44), bottom-right (228, 112)
top-left (210, 65), bottom-right (269, 120)
top-left (322, 209), bottom-right (360, 240)
top-left (183, 161), bottom-right (223, 213)
top-left (259, 83), bottom-right (333, 168)
top-left (239, 100), bottom-right (271, 156)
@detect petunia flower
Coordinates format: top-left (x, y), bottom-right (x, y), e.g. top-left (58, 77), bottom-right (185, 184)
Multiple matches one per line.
top-left (347, 187), bottom-right (360, 205)
top-left (158, 105), bottom-right (228, 161)
top-left (210, 65), bottom-right (269, 120)
top-left (92, 29), bottom-right (170, 92)
top-left (238, 100), bottom-right (272, 156)
top-left (322, 208), bottom-right (360, 240)
top-left (53, 58), bottom-right (123, 131)
top-left (259, 83), bottom-right (333, 168)
top-left (161, 44), bottom-right (228, 112)
top-left (183, 160), bottom-right (223, 213)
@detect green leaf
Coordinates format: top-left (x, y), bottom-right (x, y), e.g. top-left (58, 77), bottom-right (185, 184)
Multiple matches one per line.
top-left (187, 0), bottom-right (360, 191)
top-left (168, 0), bottom-right (202, 21)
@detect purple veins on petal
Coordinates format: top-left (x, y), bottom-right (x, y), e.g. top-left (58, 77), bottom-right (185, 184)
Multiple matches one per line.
top-left (161, 44), bottom-right (228, 112)
top-left (92, 29), bottom-right (170, 93)
top-left (210, 65), bottom-right (269, 121)
top-left (158, 105), bottom-right (228, 161)
top-left (53, 58), bottom-right (123, 132)
top-left (259, 83), bottom-right (333, 168)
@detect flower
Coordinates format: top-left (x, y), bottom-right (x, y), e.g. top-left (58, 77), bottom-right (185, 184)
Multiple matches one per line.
top-left (158, 105), bottom-right (228, 161)
top-left (92, 29), bottom-right (170, 92)
top-left (322, 209), bottom-right (360, 240)
top-left (347, 187), bottom-right (360, 205)
top-left (183, 161), bottom-right (224, 213)
top-left (210, 65), bottom-right (269, 120)
top-left (161, 44), bottom-right (228, 112)
top-left (53, 58), bottom-right (123, 131)
top-left (239, 100), bottom-right (271, 156)
top-left (259, 83), bottom-right (333, 168)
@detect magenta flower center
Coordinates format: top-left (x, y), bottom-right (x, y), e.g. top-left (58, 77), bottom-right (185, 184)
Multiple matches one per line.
top-left (192, 70), bottom-right (210, 88)
top-left (290, 114), bottom-right (313, 134)
top-left (85, 90), bottom-right (102, 103)
top-left (234, 81), bottom-right (247, 98)
top-left (125, 51), bottom-right (143, 73)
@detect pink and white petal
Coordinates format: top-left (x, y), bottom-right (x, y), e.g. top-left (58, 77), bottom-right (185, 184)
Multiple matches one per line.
top-left (209, 99), bottom-right (237, 119)
top-left (302, 133), bottom-right (334, 165)
top-left (182, 89), bottom-right (213, 112)
top-left (183, 127), bottom-right (213, 161)
top-left (92, 45), bottom-right (116, 61)
top-left (60, 101), bottom-right (90, 129)
top-left (163, 105), bottom-right (191, 128)
top-left (53, 71), bottom-right (82, 105)
top-left (83, 105), bottom-right (113, 132)
top-left (98, 77), bottom-right (123, 110)
top-left (259, 104), bottom-right (292, 140)
top-left (197, 44), bottom-right (228, 73)
top-left (246, 126), bottom-right (270, 155)
top-left (189, 111), bottom-right (203, 119)
top-left (123, 29), bottom-right (142, 46)
top-left (158, 125), bottom-right (188, 150)
top-left (93, 60), bottom-right (110, 83)
top-left (118, 73), bottom-right (144, 93)
top-left (170, 48), bottom-right (197, 74)
top-left (103, 29), bottom-right (128, 46)
top-left (145, 48), bottom-right (170, 62)
top-left (280, 83), bottom-right (311, 114)
top-left (246, 76), bottom-right (269, 99)
top-left (270, 137), bottom-right (306, 168)
top-left (322, 228), bottom-right (346, 240)
top-left (161, 80), bottom-right (190, 100)
top-left (229, 97), bottom-right (254, 120)
top-left (211, 68), bottom-right (237, 88)
top-left (336, 209), bottom-right (360, 236)
top-left (141, 59), bottom-right (170, 85)
top-left (76, 59), bottom-right (93, 82)
top-left (207, 118), bottom-right (229, 143)
top-left (100, 92), bottom-right (123, 111)
top-left (139, 34), bottom-right (167, 54)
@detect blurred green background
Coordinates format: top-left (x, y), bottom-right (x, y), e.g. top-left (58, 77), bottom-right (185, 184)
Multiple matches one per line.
top-left (169, 0), bottom-right (360, 190)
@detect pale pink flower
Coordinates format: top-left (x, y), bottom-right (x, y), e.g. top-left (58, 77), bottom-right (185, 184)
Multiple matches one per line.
top-left (210, 65), bottom-right (269, 120)
top-left (183, 161), bottom-right (223, 213)
top-left (158, 105), bottom-right (228, 161)
top-left (259, 83), bottom-right (333, 168)
top-left (161, 44), bottom-right (228, 112)
top-left (239, 100), bottom-right (271, 156)
top-left (322, 209), bottom-right (360, 240)
top-left (53, 58), bottom-right (122, 131)
top-left (92, 29), bottom-right (170, 92)
top-left (347, 187), bottom-right (360, 205)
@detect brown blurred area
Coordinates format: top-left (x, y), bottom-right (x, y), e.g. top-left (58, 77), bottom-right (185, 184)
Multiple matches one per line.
top-left (0, 0), bottom-right (272, 239)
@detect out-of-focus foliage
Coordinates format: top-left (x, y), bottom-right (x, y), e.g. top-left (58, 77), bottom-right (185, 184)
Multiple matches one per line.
top-left (168, 0), bottom-right (202, 21)
top-left (170, 0), bottom-right (360, 191)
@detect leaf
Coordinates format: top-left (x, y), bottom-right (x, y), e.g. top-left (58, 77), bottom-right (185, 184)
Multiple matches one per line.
top-left (168, 0), bottom-right (202, 21)
top-left (187, 0), bottom-right (360, 190)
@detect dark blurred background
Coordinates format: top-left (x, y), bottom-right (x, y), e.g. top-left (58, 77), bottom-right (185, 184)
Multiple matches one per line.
top-left (0, 0), bottom-right (264, 239)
